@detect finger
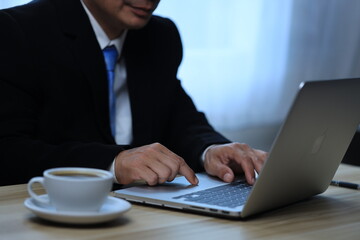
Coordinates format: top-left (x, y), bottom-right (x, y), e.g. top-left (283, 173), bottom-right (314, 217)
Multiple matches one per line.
top-left (208, 160), bottom-right (235, 183)
top-left (178, 161), bottom-right (199, 185)
top-left (152, 143), bottom-right (198, 184)
top-left (237, 156), bottom-right (256, 185)
top-left (139, 167), bottom-right (160, 186)
top-left (229, 145), bottom-right (258, 184)
top-left (220, 166), bottom-right (235, 183)
top-left (149, 144), bottom-right (186, 183)
top-left (156, 154), bottom-right (183, 183)
top-left (146, 159), bottom-right (173, 184)
top-left (253, 150), bottom-right (268, 173)
top-left (122, 164), bottom-right (159, 186)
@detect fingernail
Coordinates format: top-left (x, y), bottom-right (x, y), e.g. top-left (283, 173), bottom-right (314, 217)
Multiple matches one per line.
top-left (194, 176), bottom-right (199, 185)
top-left (251, 178), bottom-right (255, 185)
top-left (224, 173), bottom-right (232, 182)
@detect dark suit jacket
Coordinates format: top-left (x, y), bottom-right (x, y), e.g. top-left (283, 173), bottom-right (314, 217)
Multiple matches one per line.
top-left (0, 0), bottom-right (229, 185)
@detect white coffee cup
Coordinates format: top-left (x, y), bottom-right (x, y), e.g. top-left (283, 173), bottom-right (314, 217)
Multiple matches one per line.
top-left (27, 167), bottom-right (113, 212)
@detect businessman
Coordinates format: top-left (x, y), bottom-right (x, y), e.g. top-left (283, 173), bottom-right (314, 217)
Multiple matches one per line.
top-left (0, 0), bottom-right (267, 186)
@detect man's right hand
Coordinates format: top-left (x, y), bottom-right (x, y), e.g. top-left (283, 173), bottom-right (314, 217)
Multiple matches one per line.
top-left (114, 143), bottom-right (199, 186)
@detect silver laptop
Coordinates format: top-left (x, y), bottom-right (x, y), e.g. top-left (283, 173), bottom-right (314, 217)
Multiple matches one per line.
top-left (114, 78), bottom-right (360, 218)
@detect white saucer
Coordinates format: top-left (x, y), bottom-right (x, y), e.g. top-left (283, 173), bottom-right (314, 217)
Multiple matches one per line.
top-left (24, 195), bottom-right (131, 224)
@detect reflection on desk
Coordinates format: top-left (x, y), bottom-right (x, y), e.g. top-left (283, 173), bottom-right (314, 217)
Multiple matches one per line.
top-left (0, 164), bottom-right (360, 240)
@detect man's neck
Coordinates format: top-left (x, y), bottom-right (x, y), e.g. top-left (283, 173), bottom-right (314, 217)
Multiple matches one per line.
top-left (81, 0), bottom-right (125, 40)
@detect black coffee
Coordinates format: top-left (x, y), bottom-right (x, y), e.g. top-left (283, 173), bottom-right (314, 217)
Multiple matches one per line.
top-left (51, 171), bottom-right (105, 179)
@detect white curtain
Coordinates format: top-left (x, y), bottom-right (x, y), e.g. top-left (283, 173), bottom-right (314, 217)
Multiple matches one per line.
top-left (2, 0), bottom-right (360, 148)
top-left (0, 0), bottom-right (30, 9)
top-left (155, 0), bottom-right (360, 148)
top-left (155, 0), bottom-right (360, 127)
top-left (156, 0), bottom-right (293, 130)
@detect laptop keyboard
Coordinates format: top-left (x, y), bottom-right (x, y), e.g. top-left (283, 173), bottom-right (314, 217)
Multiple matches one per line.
top-left (173, 181), bottom-right (252, 208)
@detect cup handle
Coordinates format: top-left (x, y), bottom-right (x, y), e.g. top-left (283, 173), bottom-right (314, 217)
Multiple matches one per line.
top-left (27, 177), bottom-right (50, 205)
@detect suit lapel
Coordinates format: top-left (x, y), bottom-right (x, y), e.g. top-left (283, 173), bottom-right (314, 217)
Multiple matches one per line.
top-left (53, 0), bottom-right (114, 143)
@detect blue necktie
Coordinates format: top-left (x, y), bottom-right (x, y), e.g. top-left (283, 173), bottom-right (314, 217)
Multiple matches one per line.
top-left (102, 45), bottom-right (118, 137)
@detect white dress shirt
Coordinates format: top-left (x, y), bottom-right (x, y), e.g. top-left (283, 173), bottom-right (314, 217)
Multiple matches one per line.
top-left (81, 1), bottom-right (133, 145)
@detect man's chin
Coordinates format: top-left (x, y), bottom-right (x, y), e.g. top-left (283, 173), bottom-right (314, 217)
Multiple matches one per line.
top-left (125, 17), bottom-right (152, 29)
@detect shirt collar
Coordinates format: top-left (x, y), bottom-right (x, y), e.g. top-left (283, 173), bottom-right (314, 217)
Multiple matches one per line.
top-left (80, 0), bottom-right (127, 56)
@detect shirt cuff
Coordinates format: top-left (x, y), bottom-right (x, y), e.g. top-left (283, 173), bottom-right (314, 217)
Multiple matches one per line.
top-left (201, 144), bottom-right (220, 163)
top-left (109, 159), bottom-right (119, 183)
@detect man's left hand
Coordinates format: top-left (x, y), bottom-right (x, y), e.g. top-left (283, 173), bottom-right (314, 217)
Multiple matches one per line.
top-left (203, 143), bottom-right (268, 185)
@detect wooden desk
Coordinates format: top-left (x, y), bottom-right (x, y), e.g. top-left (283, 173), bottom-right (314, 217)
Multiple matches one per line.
top-left (1, 164), bottom-right (360, 240)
